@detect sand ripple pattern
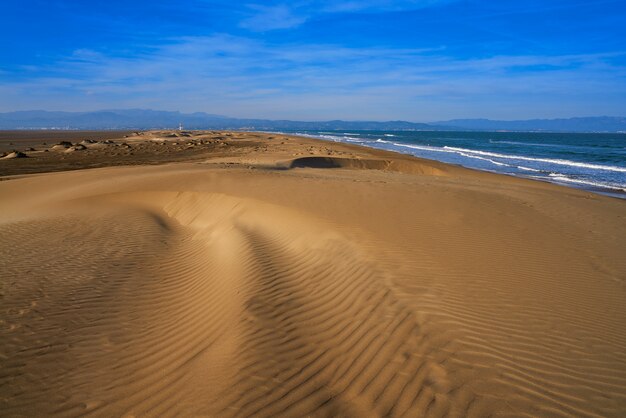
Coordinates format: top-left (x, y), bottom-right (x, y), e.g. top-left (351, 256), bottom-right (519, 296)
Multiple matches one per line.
top-left (0, 192), bottom-right (446, 417)
top-left (1, 184), bottom-right (626, 417)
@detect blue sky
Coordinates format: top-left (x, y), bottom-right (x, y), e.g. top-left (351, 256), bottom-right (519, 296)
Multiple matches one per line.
top-left (1, 0), bottom-right (625, 121)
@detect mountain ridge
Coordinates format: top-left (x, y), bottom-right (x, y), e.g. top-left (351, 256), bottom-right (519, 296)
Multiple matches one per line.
top-left (0, 110), bottom-right (625, 132)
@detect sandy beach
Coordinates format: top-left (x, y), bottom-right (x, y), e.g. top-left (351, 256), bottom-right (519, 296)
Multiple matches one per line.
top-left (1, 130), bottom-right (625, 417)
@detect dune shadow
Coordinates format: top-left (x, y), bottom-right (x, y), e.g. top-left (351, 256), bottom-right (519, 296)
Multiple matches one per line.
top-left (288, 156), bottom-right (390, 170)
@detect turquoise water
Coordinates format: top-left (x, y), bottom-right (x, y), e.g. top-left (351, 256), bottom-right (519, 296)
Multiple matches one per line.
top-left (289, 130), bottom-right (626, 197)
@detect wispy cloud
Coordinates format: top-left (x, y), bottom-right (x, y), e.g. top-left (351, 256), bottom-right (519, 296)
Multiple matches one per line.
top-left (2, 34), bottom-right (624, 119)
top-left (239, 4), bottom-right (307, 31)
top-left (317, 0), bottom-right (458, 13)
top-left (237, 0), bottom-right (458, 31)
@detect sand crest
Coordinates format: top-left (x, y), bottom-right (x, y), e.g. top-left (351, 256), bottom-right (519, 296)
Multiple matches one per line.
top-left (1, 151), bottom-right (28, 159)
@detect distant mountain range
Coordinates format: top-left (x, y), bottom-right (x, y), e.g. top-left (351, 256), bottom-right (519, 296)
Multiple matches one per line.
top-left (0, 110), bottom-right (625, 133)
top-left (433, 117), bottom-right (626, 133)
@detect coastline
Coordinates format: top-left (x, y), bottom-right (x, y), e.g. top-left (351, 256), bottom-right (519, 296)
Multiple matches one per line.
top-left (277, 130), bottom-right (626, 199)
top-left (1, 130), bottom-right (625, 416)
top-left (1, 128), bottom-right (622, 199)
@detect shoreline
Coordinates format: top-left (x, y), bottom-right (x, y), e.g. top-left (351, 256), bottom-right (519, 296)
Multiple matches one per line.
top-left (1, 129), bottom-right (623, 200)
top-left (277, 130), bottom-right (626, 199)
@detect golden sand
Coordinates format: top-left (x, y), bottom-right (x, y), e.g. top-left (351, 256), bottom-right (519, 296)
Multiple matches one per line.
top-left (1, 131), bottom-right (625, 417)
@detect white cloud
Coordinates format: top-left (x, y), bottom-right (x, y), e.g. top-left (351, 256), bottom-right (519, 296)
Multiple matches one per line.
top-left (2, 35), bottom-right (625, 120)
top-left (318, 0), bottom-right (456, 13)
top-left (239, 4), bottom-right (307, 31)
top-left (237, 0), bottom-right (458, 31)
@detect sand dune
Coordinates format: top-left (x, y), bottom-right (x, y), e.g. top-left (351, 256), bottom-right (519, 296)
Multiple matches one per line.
top-left (1, 132), bottom-right (625, 417)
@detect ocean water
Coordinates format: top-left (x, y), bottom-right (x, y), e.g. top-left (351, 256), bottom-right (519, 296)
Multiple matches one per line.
top-left (288, 130), bottom-right (626, 197)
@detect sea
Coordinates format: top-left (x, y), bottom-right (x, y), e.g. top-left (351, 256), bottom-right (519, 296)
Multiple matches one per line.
top-left (286, 130), bottom-right (626, 198)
